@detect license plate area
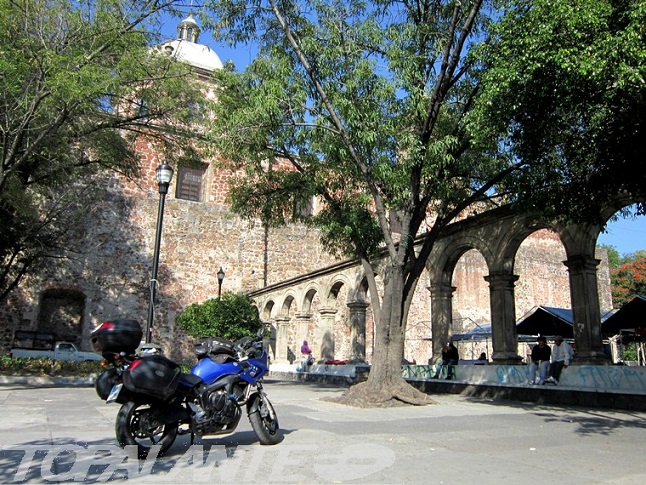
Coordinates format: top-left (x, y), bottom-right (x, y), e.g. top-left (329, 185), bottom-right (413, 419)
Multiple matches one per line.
top-left (106, 383), bottom-right (123, 403)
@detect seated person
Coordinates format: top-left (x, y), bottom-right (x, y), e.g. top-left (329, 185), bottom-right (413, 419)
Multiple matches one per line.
top-left (528, 336), bottom-right (550, 385)
top-left (474, 352), bottom-right (488, 364)
top-left (432, 342), bottom-right (459, 380)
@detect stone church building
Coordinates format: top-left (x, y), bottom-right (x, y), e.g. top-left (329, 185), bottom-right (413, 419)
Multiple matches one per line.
top-left (0, 16), bottom-right (613, 365)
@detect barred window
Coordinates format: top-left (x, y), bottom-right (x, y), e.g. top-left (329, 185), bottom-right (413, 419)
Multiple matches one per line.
top-left (175, 165), bottom-right (207, 202)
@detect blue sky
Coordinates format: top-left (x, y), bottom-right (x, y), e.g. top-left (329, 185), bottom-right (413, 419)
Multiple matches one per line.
top-left (597, 213), bottom-right (646, 257)
top-left (161, 14), bottom-right (645, 258)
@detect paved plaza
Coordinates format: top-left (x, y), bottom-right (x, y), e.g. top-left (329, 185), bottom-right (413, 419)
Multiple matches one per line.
top-left (1, 379), bottom-right (645, 484)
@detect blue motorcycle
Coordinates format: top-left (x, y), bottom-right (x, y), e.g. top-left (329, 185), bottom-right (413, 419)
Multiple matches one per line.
top-left (91, 320), bottom-right (280, 457)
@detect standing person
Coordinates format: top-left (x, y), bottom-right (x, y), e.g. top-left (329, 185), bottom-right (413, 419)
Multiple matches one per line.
top-left (432, 342), bottom-right (459, 380)
top-left (546, 336), bottom-right (573, 384)
top-left (287, 346), bottom-right (296, 365)
top-left (300, 340), bottom-right (313, 372)
top-left (528, 336), bottom-right (551, 385)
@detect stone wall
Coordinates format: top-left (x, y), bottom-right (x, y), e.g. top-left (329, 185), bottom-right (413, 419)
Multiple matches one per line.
top-left (0, 142), bottom-right (612, 364)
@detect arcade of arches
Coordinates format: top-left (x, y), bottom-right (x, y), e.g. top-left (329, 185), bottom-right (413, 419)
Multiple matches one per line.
top-left (250, 205), bottom-right (625, 367)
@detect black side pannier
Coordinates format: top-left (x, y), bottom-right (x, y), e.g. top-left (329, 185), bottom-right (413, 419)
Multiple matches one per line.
top-left (91, 320), bottom-right (143, 355)
top-left (95, 368), bottom-right (131, 404)
top-left (122, 355), bottom-right (180, 400)
top-left (194, 336), bottom-right (237, 358)
top-left (95, 368), bottom-right (119, 400)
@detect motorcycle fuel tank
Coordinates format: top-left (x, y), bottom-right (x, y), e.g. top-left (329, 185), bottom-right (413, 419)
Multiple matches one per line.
top-left (191, 358), bottom-right (241, 383)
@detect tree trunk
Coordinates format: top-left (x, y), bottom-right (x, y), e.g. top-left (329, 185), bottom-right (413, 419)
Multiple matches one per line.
top-left (330, 265), bottom-right (435, 407)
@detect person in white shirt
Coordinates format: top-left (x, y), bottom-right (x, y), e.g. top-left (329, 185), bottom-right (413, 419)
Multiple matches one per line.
top-left (546, 336), bottom-right (574, 384)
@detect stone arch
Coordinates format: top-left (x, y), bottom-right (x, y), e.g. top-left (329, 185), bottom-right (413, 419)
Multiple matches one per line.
top-left (513, 227), bottom-right (571, 314)
top-left (293, 286), bottom-right (320, 356)
top-left (273, 292), bottom-right (298, 364)
top-left (280, 292), bottom-right (298, 316)
top-left (300, 286), bottom-right (320, 314)
top-left (494, 217), bottom-right (557, 273)
top-left (325, 274), bottom-right (352, 306)
top-left (426, 234), bottom-right (493, 362)
top-left (429, 234), bottom-right (494, 284)
top-left (260, 300), bottom-right (275, 321)
top-left (313, 275), bottom-right (350, 361)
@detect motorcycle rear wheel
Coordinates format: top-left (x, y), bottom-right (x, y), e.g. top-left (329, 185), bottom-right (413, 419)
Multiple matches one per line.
top-left (249, 395), bottom-right (280, 445)
top-left (116, 401), bottom-right (178, 458)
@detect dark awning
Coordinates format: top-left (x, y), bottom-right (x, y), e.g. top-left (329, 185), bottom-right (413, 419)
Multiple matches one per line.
top-left (601, 295), bottom-right (646, 336)
top-left (515, 306), bottom-right (574, 338)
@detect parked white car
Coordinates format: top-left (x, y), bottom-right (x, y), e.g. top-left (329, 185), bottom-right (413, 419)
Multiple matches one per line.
top-left (10, 342), bottom-right (104, 361)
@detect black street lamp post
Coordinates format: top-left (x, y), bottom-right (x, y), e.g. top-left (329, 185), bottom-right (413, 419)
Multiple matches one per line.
top-left (145, 163), bottom-right (174, 344)
top-left (217, 267), bottom-right (225, 299)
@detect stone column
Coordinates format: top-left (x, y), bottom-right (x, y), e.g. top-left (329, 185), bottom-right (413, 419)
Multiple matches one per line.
top-left (294, 312), bottom-right (312, 348)
top-left (317, 307), bottom-right (337, 362)
top-left (347, 301), bottom-right (368, 363)
top-left (274, 316), bottom-right (290, 363)
top-left (429, 283), bottom-right (456, 363)
top-left (564, 256), bottom-right (607, 364)
top-left (484, 272), bottom-right (523, 364)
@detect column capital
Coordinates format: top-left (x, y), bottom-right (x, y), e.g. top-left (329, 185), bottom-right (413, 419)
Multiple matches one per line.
top-left (319, 307), bottom-right (337, 316)
top-left (428, 283), bottom-right (457, 295)
top-left (274, 316), bottom-right (290, 325)
top-left (484, 272), bottom-right (519, 288)
top-left (563, 256), bottom-right (601, 272)
top-left (347, 300), bottom-right (369, 310)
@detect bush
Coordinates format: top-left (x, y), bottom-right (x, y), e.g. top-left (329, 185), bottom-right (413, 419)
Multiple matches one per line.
top-left (176, 291), bottom-right (264, 341)
top-left (622, 344), bottom-right (638, 362)
top-left (0, 357), bottom-right (104, 376)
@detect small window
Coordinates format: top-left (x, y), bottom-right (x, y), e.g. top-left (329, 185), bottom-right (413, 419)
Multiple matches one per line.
top-left (176, 165), bottom-right (207, 202)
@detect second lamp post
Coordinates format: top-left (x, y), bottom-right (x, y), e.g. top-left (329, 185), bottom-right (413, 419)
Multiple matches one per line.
top-left (217, 267), bottom-right (225, 299)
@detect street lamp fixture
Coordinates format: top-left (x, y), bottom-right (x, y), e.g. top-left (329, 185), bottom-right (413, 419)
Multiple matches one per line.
top-left (217, 267), bottom-right (225, 299)
top-left (145, 163), bottom-right (174, 343)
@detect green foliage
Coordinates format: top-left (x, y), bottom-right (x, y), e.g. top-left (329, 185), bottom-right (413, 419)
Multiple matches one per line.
top-left (470, 0), bottom-right (646, 223)
top-left (0, 357), bottom-right (103, 376)
top-left (176, 292), bottom-right (264, 341)
top-left (0, 0), bottom-right (204, 301)
top-left (599, 245), bottom-right (621, 268)
top-left (203, 0), bottom-right (508, 268)
top-left (621, 343), bottom-right (638, 362)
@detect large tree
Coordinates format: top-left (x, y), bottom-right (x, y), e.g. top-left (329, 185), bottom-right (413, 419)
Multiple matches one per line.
top-left (201, 0), bottom-right (643, 406)
top-left (201, 0), bottom-right (520, 407)
top-left (0, 0), bottom-right (202, 301)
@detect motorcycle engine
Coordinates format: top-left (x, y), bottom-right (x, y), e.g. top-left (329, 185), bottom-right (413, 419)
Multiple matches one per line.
top-left (208, 390), bottom-right (228, 413)
top-left (205, 389), bottom-right (239, 422)
top-left (190, 387), bottom-right (243, 435)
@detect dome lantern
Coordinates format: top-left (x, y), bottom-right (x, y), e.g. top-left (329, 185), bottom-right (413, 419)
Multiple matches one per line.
top-left (178, 13), bottom-right (200, 43)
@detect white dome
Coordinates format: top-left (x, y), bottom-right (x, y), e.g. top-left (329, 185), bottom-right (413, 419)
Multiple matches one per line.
top-left (157, 14), bottom-right (223, 73)
top-left (160, 39), bottom-right (223, 72)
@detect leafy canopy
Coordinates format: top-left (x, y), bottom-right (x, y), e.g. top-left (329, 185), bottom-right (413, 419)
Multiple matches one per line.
top-left (469, 0), bottom-right (646, 223)
top-left (0, 0), bottom-right (203, 300)
top-left (203, 0), bottom-right (507, 266)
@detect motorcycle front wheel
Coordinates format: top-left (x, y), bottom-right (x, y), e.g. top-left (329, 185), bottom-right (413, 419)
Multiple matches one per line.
top-left (115, 401), bottom-right (178, 458)
top-left (248, 395), bottom-right (280, 445)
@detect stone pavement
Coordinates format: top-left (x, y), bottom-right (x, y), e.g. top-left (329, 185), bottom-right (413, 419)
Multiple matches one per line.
top-left (1, 379), bottom-right (646, 484)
